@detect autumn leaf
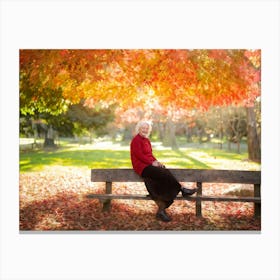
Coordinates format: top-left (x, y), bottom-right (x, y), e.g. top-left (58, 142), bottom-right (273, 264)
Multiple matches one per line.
top-left (20, 49), bottom-right (261, 116)
top-left (20, 166), bottom-right (260, 231)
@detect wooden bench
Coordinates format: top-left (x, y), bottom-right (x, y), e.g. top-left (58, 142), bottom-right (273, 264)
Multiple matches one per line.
top-left (88, 169), bottom-right (261, 218)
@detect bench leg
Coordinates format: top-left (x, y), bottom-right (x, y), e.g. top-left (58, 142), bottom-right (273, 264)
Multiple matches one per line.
top-left (254, 183), bottom-right (261, 218)
top-left (196, 182), bottom-right (202, 217)
top-left (102, 181), bottom-right (112, 212)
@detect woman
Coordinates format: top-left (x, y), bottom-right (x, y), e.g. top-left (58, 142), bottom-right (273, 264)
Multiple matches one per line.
top-left (130, 120), bottom-right (197, 222)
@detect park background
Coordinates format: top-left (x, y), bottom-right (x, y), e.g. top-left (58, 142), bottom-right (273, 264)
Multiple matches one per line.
top-left (1, 1), bottom-right (280, 280)
top-left (19, 49), bottom-right (261, 231)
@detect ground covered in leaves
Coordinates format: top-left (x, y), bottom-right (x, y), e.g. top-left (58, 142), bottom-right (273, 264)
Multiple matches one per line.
top-left (19, 166), bottom-right (261, 231)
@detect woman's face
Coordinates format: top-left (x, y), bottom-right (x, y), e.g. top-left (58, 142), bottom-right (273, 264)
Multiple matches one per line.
top-left (139, 124), bottom-right (150, 138)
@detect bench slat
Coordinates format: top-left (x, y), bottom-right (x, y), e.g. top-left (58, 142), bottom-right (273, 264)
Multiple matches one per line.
top-left (91, 168), bottom-right (261, 184)
top-left (86, 193), bottom-right (261, 203)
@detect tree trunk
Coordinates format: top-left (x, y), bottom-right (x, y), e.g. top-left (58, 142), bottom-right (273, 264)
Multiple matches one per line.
top-left (158, 122), bottom-right (165, 142)
top-left (44, 138), bottom-right (56, 147)
top-left (44, 125), bottom-right (56, 148)
top-left (236, 140), bottom-right (241, 154)
top-left (246, 107), bottom-right (261, 162)
top-left (218, 110), bottom-right (224, 149)
top-left (163, 117), bottom-right (178, 149)
top-left (227, 140), bottom-right (231, 150)
top-left (218, 130), bottom-right (223, 149)
top-left (169, 121), bottom-right (178, 150)
top-left (89, 128), bottom-right (94, 144)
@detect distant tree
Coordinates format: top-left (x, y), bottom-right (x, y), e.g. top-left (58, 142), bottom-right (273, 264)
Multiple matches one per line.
top-left (224, 107), bottom-right (247, 153)
top-left (66, 101), bottom-right (115, 142)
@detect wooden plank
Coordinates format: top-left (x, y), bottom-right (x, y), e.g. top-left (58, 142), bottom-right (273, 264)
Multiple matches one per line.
top-left (91, 168), bottom-right (261, 184)
top-left (87, 194), bottom-right (152, 200)
top-left (196, 182), bottom-right (202, 217)
top-left (254, 183), bottom-right (261, 217)
top-left (86, 194), bottom-right (261, 203)
top-left (102, 182), bottom-right (112, 212)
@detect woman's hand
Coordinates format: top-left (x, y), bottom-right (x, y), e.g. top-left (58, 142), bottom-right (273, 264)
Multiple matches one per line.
top-left (152, 161), bottom-right (165, 168)
top-left (152, 161), bottom-right (160, 167)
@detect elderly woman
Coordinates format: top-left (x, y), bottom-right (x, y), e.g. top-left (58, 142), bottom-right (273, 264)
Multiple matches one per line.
top-left (130, 120), bottom-right (197, 222)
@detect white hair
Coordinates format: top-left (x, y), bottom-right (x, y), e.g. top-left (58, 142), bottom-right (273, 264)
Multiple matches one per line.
top-left (135, 120), bottom-right (153, 136)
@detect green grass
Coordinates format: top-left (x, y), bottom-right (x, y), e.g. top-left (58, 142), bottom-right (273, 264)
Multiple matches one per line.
top-left (20, 147), bottom-right (131, 172)
top-left (19, 140), bottom-right (261, 172)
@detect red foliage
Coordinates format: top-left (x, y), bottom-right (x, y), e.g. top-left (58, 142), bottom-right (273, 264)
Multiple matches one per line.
top-left (20, 49), bottom-right (261, 114)
top-left (19, 167), bottom-right (261, 231)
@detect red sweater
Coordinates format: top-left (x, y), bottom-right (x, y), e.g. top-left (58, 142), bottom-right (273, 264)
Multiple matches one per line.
top-left (130, 134), bottom-right (156, 175)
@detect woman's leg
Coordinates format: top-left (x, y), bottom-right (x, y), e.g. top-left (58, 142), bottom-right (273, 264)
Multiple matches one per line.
top-left (142, 165), bottom-right (182, 192)
top-left (154, 200), bottom-right (172, 222)
top-left (142, 165), bottom-right (197, 221)
top-left (142, 166), bottom-right (181, 222)
top-left (142, 165), bottom-right (198, 199)
top-left (144, 177), bottom-right (174, 221)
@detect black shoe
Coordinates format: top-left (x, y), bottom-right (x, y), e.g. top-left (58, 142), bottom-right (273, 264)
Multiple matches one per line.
top-left (181, 187), bottom-right (198, 197)
top-left (156, 210), bottom-right (172, 222)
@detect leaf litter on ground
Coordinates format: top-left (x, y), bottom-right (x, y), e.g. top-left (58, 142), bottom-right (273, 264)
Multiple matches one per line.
top-left (19, 166), bottom-right (260, 231)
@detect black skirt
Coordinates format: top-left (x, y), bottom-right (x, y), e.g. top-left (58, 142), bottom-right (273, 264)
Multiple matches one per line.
top-left (141, 165), bottom-right (182, 202)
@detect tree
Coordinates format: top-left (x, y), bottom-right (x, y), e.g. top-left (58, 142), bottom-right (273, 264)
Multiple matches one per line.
top-left (243, 51), bottom-right (261, 161)
top-left (20, 49), bottom-right (261, 159)
top-left (66, 101), bottom-right (115, 142)
top-left (246, 105), bottom-right (261, 162)
top-left (225, 107), bottom-right (247, 153)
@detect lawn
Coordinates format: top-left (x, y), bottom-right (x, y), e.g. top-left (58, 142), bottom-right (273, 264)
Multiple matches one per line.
top-left (20, 140), bottom-right (261, 172)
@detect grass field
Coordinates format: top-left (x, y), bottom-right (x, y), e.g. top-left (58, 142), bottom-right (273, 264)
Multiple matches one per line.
top-left (20, 139), bottom-right (261, 172)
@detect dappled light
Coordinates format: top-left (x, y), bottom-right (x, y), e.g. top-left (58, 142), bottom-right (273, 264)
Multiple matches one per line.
top-left (20, 141), bottom-right (260, 173)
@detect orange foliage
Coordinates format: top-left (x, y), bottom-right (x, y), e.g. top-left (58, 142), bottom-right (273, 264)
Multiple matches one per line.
top-left (20, 49), bottom-right (261, 115)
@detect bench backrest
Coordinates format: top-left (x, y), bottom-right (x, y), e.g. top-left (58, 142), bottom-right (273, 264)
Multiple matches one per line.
top-left (91, 168), bottom-right (261, 184)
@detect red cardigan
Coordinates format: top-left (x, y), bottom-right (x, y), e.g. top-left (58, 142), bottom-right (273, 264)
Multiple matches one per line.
top-left (130, 134), bottom-right (156, 175)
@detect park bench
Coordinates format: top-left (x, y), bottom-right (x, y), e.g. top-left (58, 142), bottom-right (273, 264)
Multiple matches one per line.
top-left (87, 169), bottom-right (261, 218)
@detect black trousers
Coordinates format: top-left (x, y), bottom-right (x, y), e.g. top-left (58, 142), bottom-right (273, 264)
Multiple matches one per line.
top-left (141, 165), bottom-right (182, 207)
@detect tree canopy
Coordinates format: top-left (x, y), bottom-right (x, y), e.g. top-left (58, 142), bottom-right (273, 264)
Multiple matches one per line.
top-left (19, 49), bottom-right (261, 119)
